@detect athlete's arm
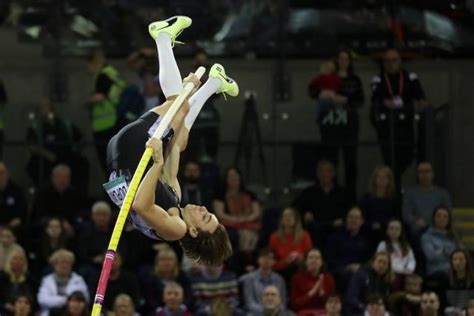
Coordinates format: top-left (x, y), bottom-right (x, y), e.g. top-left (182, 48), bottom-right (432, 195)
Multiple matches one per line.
top-left (161, 143), bottom-right (182, 201)
top-left (133, 138), bottom-right (186, 240)
top-left (154, 73), bottom-right (199, 200)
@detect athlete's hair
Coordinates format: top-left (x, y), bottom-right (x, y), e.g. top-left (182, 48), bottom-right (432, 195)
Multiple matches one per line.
top-left (179, 224), bottom-right (232, 266)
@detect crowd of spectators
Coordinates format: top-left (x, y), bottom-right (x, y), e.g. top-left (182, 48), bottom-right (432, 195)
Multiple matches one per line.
top-left (0, 153), bottom-right (468, 316)
top-left (0, 44), bottom-right (470, 316)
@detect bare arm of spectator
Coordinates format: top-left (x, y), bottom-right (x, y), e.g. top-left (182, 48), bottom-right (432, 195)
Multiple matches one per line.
top-left (213, 199), bottom-right (241, 223)
top-left (242, 201), bottom-right (262, 222)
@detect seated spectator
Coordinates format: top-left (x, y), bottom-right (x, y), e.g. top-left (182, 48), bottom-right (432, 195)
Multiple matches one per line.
top-left (442, 249), bottom-right (474, 315)
top-left (113, 294), bottom-right (138, 316)
top-left (213, 167), bottom-right (262, 253)
top-left (269, 207), bottom-right (312, 281)
top-left (117, 221), bottom-right (156, 271)
top-left (387, 273), bottom-right (423, 316)
top-left (142, 246), bottom-right (193, 312)
top-left (364, 295), bottom-right (389, 316)
top-left (420, 291), bottom-right (440, 316)
top-left (0, 226), bottom-right (24, 271)
top-left (326, 207), bottom-right (372, 290)
top-left (323, 295), bottom-right (343, 316)
top-left (248, 285), bottom-right (294, 316)
top-left (403, 161), bottom-right (452, 238)
top-left (34, 217), bottom-right (75, 273)
top-left (155, 283), bottom-right (192, 316)
top-left (0, 161), bottom-right (27, 231)
top-left (78, 201), bottom-right (112, 288)
top-left (0, 248), bottom-right (38, 314)
top-left (421, 206), bottom-right (459, 276)
top-left (26, 97), bottom-right (89, 193)
top-left (103, 253), bottom-right (142, 312)
top-left (359, 166), bottom-right (399, 240)
top-left (12, 294), bottom-right (34, 316)
top-left (292, 160), bottom-right (348, 249)
top-left (296, 295), bottom-right (343, 316)
top-left (240, 248), bottom-right (286, 314)
top-left (290, 248), bottom-right (336, 312)
top-left (345, 252), bottom-right (393, 316)
top-left (376, 219), bottom-right (416, 280)
top-left (37, 249), bottom-right (89, 316)
top-left (60, 291), bottom-right (88, 316)
top-left (180, 160), bottom-right (214, 209)
top-left (466, 298), bottom-right (474, 316)
top-left (191, 265), bottom-right (240, 314)
top-left (31, 164), bottom-right (85, 231)
top-left (207, 297), bottom-right (244, 316)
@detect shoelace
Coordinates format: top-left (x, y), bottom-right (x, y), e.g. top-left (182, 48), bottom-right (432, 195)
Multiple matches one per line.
top-left (170, 29), bottom-right (185, 47)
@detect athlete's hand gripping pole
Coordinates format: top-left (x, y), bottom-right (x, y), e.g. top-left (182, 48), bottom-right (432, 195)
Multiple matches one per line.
top-left (91, 66), bottom-right (206, 316)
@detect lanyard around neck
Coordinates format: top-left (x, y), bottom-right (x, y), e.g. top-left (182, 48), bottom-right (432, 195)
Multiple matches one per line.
top-left (384, 72), bottom-right (404, 97)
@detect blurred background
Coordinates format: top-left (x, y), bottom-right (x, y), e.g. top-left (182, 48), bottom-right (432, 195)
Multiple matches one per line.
top-left (1, 0), bottom-right (474, 315)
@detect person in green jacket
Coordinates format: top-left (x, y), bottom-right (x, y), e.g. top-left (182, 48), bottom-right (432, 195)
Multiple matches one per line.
top-left (86, 49), bottom-right (125, 172)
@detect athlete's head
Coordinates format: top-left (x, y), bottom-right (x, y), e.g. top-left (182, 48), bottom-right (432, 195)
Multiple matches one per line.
top-left (179, 204), bottom-right (232, 266)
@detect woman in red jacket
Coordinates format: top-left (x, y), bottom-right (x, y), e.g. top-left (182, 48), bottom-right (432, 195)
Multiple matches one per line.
top-left (290, 248), bottom-right (336, 312)
top-left (269, 207), bottom-right (313, 281)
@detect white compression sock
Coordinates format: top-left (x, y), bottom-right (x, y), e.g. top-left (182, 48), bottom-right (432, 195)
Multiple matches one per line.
top-left (155, 32), bottom-right (182, 98)
top-left (184, 77), bottom-right (222, 130)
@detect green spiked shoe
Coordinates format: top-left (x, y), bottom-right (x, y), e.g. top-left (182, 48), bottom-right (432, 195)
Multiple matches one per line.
top-left (209, 63), bottom-right (239, 97)
top-left (148, 16), bottom-right (192, 45)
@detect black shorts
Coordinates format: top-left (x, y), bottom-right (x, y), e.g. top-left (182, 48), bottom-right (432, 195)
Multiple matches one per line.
top-left (106, 111), bottom-right (174, 173)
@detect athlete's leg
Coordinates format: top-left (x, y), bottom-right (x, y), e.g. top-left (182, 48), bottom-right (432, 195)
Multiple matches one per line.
top-left (184, 63), bottom-right (239, 130)
top-left (160, 64), bottom-right (239, 194)
top-left (148, 16), bottom-right (192, 99)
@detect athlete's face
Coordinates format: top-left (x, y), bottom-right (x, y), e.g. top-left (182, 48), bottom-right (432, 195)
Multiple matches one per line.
top-left (184, 204), bottom-right (219, 235)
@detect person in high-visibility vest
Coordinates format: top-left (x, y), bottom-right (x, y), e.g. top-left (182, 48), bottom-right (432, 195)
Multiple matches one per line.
top-left (86, 49), bottom-right (126, 173)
